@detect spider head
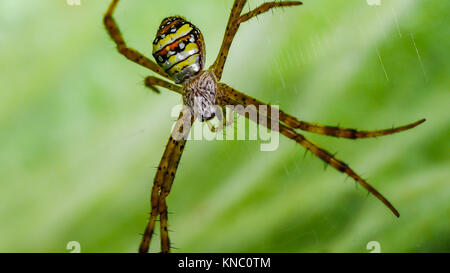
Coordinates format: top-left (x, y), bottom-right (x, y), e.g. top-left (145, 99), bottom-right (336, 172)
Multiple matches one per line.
top-left (153, 16), bottom-right (206, 84)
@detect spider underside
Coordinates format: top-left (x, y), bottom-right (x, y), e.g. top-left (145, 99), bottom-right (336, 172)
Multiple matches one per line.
top-left (103, 0), bottom-right (425, 253)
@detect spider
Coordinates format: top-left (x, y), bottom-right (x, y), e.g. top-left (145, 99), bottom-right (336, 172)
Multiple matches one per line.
top-left (103, 0), bottom-right (425, 253)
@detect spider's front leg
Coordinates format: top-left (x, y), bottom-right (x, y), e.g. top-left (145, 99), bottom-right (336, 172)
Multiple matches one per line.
top-left (238, 1), bottom-right (304, 24)
top-left (206, 106), bottom-right (235, 133)
top-left (104, 0), bottom-right (170, 79)
top-left (210, 0), bottom-right (303, 80)
top-left (276, 122), bottom-right (401, 217)
top-left (219, 96), bottom-right (401, 217)
top-left (219, 83), bottom-right (425, 139)
top-left (144, 76), bottom-right (182, 95)
top-left (209, 0), bottom-right (246, 80)
top-left (139, 110), bottom-right (193, 253)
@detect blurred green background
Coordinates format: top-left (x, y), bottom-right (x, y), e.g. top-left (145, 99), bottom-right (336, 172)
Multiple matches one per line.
top-left (0, 0), bottom-right (448, 253)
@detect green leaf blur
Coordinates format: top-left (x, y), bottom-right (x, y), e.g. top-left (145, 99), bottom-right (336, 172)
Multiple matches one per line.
top-left (0, 0), bottom-right (448, 252)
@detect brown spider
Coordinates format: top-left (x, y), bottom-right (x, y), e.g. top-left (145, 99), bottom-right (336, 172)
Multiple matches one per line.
top-left (103, 0), bottom-right (425, 253)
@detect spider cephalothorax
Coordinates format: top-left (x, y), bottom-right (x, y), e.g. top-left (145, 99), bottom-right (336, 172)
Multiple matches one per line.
top-left (104, 0), bottom-right (425, 253)
top-left (182, 70), bottom-right (218, 121)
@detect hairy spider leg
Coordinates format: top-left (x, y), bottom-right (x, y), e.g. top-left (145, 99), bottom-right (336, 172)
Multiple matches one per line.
top-left (139, 111), bottom-right (193, 253)
top-left (238, 1), bottom-right (304, 24)
top-left (158, 196), bottom-right (170, 253)
top-left (218, 94), bottom-right (400, 217)
top-left (104, 0), bottom-right (171, 79)
top-left (209, 0), bottom-right (246, 80)
top-left (144, 76), bottom-right (183, 94)
top-left (218, 83), bottom-right (425, 139)
top-left (210, 0), bottom-right (303, 80)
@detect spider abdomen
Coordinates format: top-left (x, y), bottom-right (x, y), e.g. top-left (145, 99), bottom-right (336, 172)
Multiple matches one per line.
top-left (153, 17), bottom-right (205, 84)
